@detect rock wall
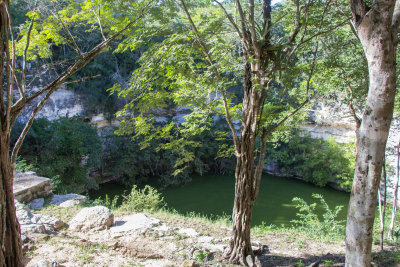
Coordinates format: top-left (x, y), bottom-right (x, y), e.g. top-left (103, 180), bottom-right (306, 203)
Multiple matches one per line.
top-left (18, 87), bottom-right (84, 122)
top-left (20, 87), bottom-right (400, 202)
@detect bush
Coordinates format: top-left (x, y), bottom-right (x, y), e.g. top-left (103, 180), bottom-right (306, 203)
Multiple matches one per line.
top-left (87, 194), bottom-right (120, 210)
top-left (121, 185), bottom-right (165, 212)
top-left (11, 118), bottom-right (102, 193)
top-left (266, 132), bottom-right (355, 191)
top-left (291, 193), bottom-right (345, 240)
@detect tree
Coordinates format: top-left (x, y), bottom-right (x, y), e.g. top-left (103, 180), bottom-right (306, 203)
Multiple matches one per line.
top-left (345, 0), bottom-right (400, 266)
top-left (113, 0), bottom-right (343, 265)
top-left (0, 0), bottom-right (151, 265)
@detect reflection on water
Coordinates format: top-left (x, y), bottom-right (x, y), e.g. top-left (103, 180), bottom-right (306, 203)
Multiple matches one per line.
top-left (90, 174), bottom-right (350, 226)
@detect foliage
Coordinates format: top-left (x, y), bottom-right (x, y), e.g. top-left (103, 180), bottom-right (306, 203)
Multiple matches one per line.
top-left (88, 194), bottom-right (120, 210)
top-left (291, 194), bottom-right (345, 241)
top-left (104, 119), bottom-right (235, 187)
top-left (11, 118), bottom-right (102, 193)
top-left (121, 185), bottom-right (165, 212)
top-left (15, 157), bottom-right (36, 173)
top-left (266, 131), bottom-right (355, 190)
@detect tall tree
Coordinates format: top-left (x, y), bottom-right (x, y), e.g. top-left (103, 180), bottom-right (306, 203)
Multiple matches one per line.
top-left (345, 0), bottom-right (400, 266)
top-left (113, 0), bottom-right (343, 265)
top-left (0, 1), bottom-right (150, 265)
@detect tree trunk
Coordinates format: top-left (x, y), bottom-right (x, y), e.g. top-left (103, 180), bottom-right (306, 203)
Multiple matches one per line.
top-left (388, 140), bottom-right (400, 240)
top-left (378, 156), bottom-right (387, 251)
top-left (228, 157), bottom-right (256, 265)
top-left (226, 62), bottom-right (263, 266)
top-left (346, 1), bottom-right (398, 265)
top-left (0, 134), bottom-right (23, 267)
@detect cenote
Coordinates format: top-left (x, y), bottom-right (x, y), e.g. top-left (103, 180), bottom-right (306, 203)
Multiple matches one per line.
top-left (89, 174), bottom-right (350, 226)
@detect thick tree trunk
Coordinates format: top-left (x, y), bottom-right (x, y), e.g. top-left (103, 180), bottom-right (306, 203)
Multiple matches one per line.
top-left (345, 1), bottom-right (397, 265)
top-left (228, 157), bottom-right (256, 265)
top-left (0, 135), bottom-right (23, 267)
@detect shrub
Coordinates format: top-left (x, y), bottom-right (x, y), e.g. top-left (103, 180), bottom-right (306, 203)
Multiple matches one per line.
top-left (121, 185), bottom-right (165, 212)
top-left (88, 194), bottom-right (120, 210)
top-left (266, 132), bottom-right (355, 191)
top-left (291, 193), bottom-right (345, 240)
top-left (11, 118), bottom-right (102, 193)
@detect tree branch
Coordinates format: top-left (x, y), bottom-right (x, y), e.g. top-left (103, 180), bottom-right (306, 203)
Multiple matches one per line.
top-left (350, 0), bottom-right (370, 27)
top-left (392, 0), bottom-right (400, 46)
top-left (178, 0), bottom-right (241, 153)
top-left (21, 17), bottom-right (35, 95)
top-left (248, 0), bottom-right (260, 56)
top-left (213, 0), bottom-right (249, 51)
top-left (11, 6), bottom-right (149, 113)
top-left (265, 99), bottom-right (309, 136)
top-left (51, 4), bottom-right (83, 58)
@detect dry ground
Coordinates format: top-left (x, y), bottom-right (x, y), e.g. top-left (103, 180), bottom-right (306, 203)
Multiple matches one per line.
top-left (23, 206), bottom-right (400, 267)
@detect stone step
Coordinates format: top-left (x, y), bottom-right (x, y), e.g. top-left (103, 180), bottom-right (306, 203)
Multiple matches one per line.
top-left (13, 172), bottom-right (52, 203)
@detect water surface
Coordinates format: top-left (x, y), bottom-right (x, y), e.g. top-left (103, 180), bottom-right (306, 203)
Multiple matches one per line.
top-left (90, 174), bottom-right (350, 226)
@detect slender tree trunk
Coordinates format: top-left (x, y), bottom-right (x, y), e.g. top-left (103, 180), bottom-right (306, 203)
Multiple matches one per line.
top-left (378, 156), bottom-right (387, 251)
top-left (346, 1), bottom-right (398, 265)
top-left (388, 140), bottom-right (400, 240)
top-left (0, 134), bottom-right (23, 267)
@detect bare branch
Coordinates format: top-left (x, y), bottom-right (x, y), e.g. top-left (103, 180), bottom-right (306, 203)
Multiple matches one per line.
top-left (338, 65), bottom-right (362, 128)
top-left (11, 86), bottom-right (55, 166)
top-left (213, 0), bottom-right (250, 50)
top-left (61, 74), bottom-right (101, 86)
top-left (235, 0), bottom-right (251, 51)
top-left (51, 2), bottom-right (83, 57)
top-left (4, 3), bottom-right (14, 132)
top-left (248, 0), bottom-right (260, 56)
top-left (22, 18), bottom-right (35, 95)
top-left (94, 6), bottom-right (107, 41)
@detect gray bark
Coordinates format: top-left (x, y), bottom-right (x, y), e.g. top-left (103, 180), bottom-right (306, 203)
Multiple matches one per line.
top-left (388, 140), bottom-right (400, 240)
top-left (346, 0), bottom-right (399, 266)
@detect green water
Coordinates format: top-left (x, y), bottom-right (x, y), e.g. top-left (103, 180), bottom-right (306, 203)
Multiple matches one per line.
top-left (89, 174), bottom-right (350, 226)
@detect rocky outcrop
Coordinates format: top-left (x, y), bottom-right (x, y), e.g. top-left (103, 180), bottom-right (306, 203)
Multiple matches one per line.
top-left (69, 206), bottom-right (114, 231)
top-left (18, 88), bottom-right (84, 122)
top-left (15, 200), bottom-right (64, 234)
top-left (13, 172), bottom-right (52, 203)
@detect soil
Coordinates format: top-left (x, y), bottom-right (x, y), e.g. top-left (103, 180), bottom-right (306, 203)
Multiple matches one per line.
top-left (22, 206), bottom-right (399, 267)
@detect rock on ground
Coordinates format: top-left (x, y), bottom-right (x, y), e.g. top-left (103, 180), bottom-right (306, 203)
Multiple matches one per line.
top-left (15, 201), bottom-right (64, 234)
top-left (111, 213), bottom-right (162, 237)
top-left (69, 206), bottom-right (114, 232)
top-left (49, 194), bottom-right (86, 207)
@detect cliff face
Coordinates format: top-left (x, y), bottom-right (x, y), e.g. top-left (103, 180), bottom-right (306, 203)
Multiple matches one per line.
top-left (22, 88), bottom-right (399, 201)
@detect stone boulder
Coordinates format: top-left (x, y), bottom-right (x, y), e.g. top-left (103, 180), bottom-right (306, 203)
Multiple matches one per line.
top-left (13, 172), bottom-right (52, 203)
top-left (110, 213), bottom-right (162, 238)
top-left (69, 206), bottom-right (114, 231)
top-left (15, 201), bottom-right (64, 234)
top-left (49, 194), bottom-right (86, 207)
